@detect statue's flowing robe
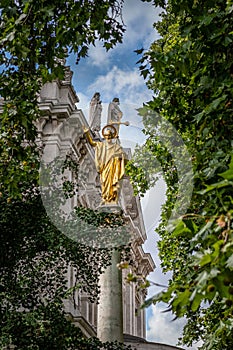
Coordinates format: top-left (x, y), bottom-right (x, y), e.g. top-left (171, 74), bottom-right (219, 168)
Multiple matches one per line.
top-left (107, 102), bottom-right (123, 134)
top-left (89, 97), bottom-right (102, 132)
top-left (95, 140), bottom-right (126, 203)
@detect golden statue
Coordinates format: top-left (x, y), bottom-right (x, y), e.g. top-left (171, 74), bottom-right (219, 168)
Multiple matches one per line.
top-left (84, 125), bottom-right (127, 205)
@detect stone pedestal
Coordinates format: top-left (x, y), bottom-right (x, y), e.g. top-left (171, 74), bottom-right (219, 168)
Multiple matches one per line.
top-left (97, 203), bottom-right (123, 215)
top-left (97, 249), bottom-right (123, 342)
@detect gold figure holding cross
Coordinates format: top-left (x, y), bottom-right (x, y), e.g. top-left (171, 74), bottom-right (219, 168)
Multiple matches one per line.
top-left (84, 124), bottom-right (128, 205)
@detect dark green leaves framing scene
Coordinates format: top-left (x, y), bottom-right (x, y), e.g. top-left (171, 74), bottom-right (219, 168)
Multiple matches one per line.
top-left (129, 0), bottom-right (233, 349)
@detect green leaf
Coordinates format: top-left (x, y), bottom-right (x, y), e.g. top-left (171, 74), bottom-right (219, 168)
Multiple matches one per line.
top-left (219, 169), bottom-right (233, 180)
top-left (205, 95), bottom-right (227, 114)
top-left (134, 48), bottom-right (144, 54)
top-left (198, 180), bottom-right (232, 194)
top-left (172, 289), bottom-right (191, 314)
top-left (15, 13), bottom-right (27, 25)
top-left (199, 253), bottom-right (212, 267)
top-left (219, 155), bottom-right (233, 180)
top-left (190, 292), bottom-right (203, 312)
top-left (226, 255), bottom-right (233, 270)
top-left (142, 291), bottom-right (165, 308)
top-left (172, 219), bottom-right (192, 237)
top-left (192, 220), bottom-right (214, 241)
top-left (196, 271), bottom-right (209, 286)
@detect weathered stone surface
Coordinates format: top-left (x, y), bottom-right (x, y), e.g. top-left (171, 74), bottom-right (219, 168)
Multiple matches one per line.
top-left (37, 66), bottom-right (183, 349)
top-left (97, 250), bottom-right (123, 342)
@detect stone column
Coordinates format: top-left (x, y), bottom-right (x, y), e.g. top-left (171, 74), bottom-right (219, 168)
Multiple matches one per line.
top-left (97, 249), bottom-right (123, 342)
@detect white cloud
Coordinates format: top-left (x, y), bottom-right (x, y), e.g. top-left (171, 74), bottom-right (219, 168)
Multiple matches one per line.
top-left (143, 229), bottom-right (172, 300)
top-left (88, 66), bottom-right (140, 95)
top-left (70, 0), bottom-right (159, 108)
top-left (75, 91), bottom-right (90, 111)
top-left (87, 43), bottom-right (112, 68)
top-left (147, 303), bottom-right (185, 346)
top-left (122, 0), bottom-right (161, 49)
top-left (81, 0), bottom-right (161, 69)
top-left (82, 66), bottom-right (152, 138)
top-left (87, 65), bottom-right (151, 105)
top-left (142, 178), bottom-right (167, 232)
top-left (147, 304), bottom-right (202, 350)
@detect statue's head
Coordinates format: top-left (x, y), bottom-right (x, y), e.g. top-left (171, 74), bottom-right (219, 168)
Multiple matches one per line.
top-left (93, 92), bottom-right (100, 99)
top-left (102, 124), bottom-right (117, 140)
top-left (104, 129), bottom-right (114, 140)
top-left (112, 97), bottom-right (119, 104)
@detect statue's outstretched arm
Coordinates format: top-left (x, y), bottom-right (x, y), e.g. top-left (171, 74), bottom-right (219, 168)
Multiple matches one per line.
top-left (83, 127), bottom-right (97, 147)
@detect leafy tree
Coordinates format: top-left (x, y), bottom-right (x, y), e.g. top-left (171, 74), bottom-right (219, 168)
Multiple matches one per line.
top-left (0, 0), bottom-right (125, 199)
top-left (0, 150), bottom-right (131, 349)
top-left (0, 189), bottom-right (131, 349)
top-left (128, 0), bottom-right (233, 349)
top-left (0, 1), bottom-right (131, 349)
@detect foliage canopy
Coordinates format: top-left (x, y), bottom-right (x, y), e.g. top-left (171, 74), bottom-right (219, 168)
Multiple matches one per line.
top-left (0, 0), bottom-right (125, 199)
top-left (0, 1), bottom-right (131, 349)
top-left (128, 0), bottom-right (233, 349)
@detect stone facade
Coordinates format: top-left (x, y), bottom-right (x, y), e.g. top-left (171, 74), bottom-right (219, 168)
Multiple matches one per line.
top-left (37, 66), bottom-right (156, 340)
top-left (8, 64), bottom-right (182, 350)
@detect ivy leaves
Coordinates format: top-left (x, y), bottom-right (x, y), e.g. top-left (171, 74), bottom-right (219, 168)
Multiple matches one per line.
top-left (0, 152), bottom-right (130, 348)
top-left (0, 192), bottom-right (131, 349)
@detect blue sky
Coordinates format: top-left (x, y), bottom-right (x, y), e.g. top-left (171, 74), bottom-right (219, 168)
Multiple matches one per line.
top-left (69, 1), bottom-right (200, 349)
top-left (68, 0), bottom-right (160, 106)
top-left (67, 0), bottom-right (160, 145)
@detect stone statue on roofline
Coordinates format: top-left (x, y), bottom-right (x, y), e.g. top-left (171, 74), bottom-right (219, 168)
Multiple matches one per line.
top-left (89, 92), bottom-right (102, 133)
top-left (107, 97), bottom-right (123, 135)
